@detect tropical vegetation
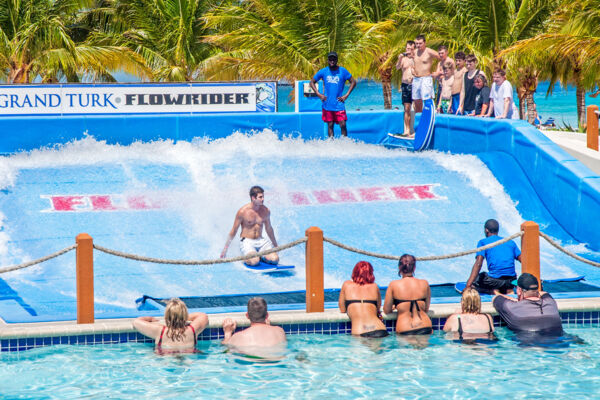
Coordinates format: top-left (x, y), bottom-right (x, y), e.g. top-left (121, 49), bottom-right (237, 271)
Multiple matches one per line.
top-left (0, 0), bottom-right (598, 126)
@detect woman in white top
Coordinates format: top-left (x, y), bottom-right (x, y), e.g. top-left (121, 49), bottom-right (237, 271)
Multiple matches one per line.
top-left (486, 68), bottom-right (518, 119)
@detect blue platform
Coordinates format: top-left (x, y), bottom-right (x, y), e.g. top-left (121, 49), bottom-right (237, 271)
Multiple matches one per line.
top-left (1, 110), bottom-right (599, 323)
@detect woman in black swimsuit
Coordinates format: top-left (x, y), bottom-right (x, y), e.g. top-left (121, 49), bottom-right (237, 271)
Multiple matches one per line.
top-left (383, 254), bottom-right (433, 334)
top-left (133, 298), bottom-right (209, 354)
top-left (338, 261), bottom-right (388, 337)
top-left (443, 288), bottom-right (495, 341)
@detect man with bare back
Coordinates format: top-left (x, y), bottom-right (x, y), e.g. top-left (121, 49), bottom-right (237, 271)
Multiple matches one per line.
top-left (396, 40), bottom-right (416, 136)
top-left (412, 34), bottom-right (440, 113)
top-left (220, 186), bottom-right (279, 266)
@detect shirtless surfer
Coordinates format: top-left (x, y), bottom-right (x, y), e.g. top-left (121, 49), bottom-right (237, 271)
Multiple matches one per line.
top-left (220, 186), bottom-right (279, 266)
top-left (411, 34), bottom-right (441, 113)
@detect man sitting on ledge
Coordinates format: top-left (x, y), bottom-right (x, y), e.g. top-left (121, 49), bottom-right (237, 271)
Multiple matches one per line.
top-left (466, 219), bottom-right (521, 295)
top-left (222, 297), bottom-right (287, 358)
top-left (493, 273), bottom-right (563, 334)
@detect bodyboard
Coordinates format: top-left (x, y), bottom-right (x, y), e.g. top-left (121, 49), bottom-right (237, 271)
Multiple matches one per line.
top-left (382, 98), bottom-right (435, 151)
top-left (413, 98), bottom-right (436, 151)
top-left (244, 260), bottom-right (295, 273)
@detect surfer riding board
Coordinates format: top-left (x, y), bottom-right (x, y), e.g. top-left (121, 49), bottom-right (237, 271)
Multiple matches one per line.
top-left (221, 186), bottom-right (294, 272)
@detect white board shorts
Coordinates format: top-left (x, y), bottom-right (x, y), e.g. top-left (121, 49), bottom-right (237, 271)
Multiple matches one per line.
top-left (412, 76), bottom-right (434, 100)
top-left (240, 237), bottom-right (274, 256)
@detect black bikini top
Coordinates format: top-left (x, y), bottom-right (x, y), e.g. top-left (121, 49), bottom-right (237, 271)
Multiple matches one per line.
top-left (393, 298), bottom-right (427, 315)
top-left (345, 299), bottom-right (379, 309)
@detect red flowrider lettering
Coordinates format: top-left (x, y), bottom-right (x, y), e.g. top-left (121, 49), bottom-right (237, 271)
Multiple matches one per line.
top-left (289, 192), bottom-right (310, 205)
top-left (390, 185), bottom-right (437, 200)
top-left (50, 196), bottom-right (87, 211)
top-left (313, 190), bottom-right (338, 204)
top-left (359, 187), bottom-right (389, 202)
top-left (89, 195), bottom-right (116, 211)
top-left (335, 189), bottom-right (357, 202)
top-left (411, 185), bottom-right (436, 199)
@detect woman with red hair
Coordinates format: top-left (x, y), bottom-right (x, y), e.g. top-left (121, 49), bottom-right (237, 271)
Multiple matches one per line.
top-left (338, 261), bottom-right (388, 337)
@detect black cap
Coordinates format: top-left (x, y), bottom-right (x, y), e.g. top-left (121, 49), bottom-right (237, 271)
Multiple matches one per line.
top-left (512, 273), bottom-right (539, 290)
top-left (327, 51), bottom-right (338, 60)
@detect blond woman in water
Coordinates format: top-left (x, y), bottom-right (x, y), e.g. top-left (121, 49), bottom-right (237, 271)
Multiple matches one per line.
top-left (443, 288), bottom-right (495, 340)
top-left (133, 298), bottom-right (208, 353)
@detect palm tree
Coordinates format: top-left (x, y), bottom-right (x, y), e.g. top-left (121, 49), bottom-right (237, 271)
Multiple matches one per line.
top-left (202, 0), bottom-right (361, 83)
top-left (0, 0), bottom-right (148, 83)
top-left (85, 0), bottom-right (222, 82)
top-left (399, 0), bottom-right (560, 121)
top-left (501, 0), bottom-right (600, 127)
top-left (343, 0), bottom-right (404, 109)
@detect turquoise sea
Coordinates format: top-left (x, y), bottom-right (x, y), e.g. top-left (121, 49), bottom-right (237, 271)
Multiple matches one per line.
top-left (278, 80), bottom-right (600, 128)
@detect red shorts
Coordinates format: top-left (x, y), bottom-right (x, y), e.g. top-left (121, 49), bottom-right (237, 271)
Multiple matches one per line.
top-left (322, 109), bottom-right (347, 123)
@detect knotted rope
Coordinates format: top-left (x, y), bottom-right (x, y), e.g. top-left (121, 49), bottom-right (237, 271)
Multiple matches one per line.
top-left (540, 232), bottom-right (600, 268)
top-left (323, 231), bottom-right (524, 261)
top-left (93, 237), bottom-right (307, 265)
top-left (0, 244), bottom-right (77, 274)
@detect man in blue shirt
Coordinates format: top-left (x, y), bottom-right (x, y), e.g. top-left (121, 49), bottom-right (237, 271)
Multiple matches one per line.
top-left (309, 51), bottom-right (356, 138)
top-left (466, 219), bottom-right (522, 294)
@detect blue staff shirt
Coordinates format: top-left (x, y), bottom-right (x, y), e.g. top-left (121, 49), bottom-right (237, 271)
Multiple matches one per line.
top-left (312, 66), bottom-right (352, 111)
top-left (476, 235), bottom-right (521, 278)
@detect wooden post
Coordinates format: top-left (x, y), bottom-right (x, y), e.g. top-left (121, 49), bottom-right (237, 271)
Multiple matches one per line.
top-left (520, 221), bottom-right (541, 289)
top-left (305, 227), bottom-right (324, 312)
top-left (76, 233), bottom-right (94, 324)
top-left (587, 105), bottom-right (599, 151)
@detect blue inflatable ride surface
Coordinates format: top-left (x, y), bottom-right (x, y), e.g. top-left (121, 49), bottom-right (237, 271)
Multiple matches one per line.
top-left (0, 111), bottom-right (599, 323)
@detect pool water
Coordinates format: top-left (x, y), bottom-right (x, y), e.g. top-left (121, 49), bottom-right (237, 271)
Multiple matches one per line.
top-left (0, 326), bottom-right (597, 399)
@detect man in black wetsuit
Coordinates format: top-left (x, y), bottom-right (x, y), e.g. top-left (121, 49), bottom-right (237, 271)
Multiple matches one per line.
top-left (493, 273), bottom-right (563, 334)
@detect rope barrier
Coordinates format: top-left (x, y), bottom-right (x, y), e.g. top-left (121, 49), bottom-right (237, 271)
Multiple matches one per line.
top-left (323, 231), bottom-right (524, 261)
top-left (0, 244), bottom-right (78, 274)
top-left (539, 232), bottom-right (600, 268)
top-left (93, 237), bottom-right (307, 265)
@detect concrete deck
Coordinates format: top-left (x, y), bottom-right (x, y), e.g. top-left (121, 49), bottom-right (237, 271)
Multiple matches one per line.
top-left (540, 129), bottom-right (600, 175)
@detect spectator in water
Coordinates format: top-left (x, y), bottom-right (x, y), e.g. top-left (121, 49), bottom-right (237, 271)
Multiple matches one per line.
top-left (493, 273), bottom-right (563, 334)
top-left (383, 254), bottom-right (433, 335)
top-left (221, 297), bottom-right (287, 357)
top-left (339, 261), bottom-right (388, 337)
top-left (133, 298), bottom-right (208, 354)
top-left (443, 288), bottom-right (496, 341)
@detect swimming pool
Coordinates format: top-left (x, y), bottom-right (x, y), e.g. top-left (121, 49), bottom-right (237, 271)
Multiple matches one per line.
top-left (0, 326), bottom-right (597, 399)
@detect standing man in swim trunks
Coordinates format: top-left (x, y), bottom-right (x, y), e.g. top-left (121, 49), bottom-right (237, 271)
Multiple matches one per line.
top-left (220, 186), bottom-right (279, 266)
top-left (411, 34), bottom-right (441, 113)
top-left (431, 45), bottom-right (454, 107)
top-left (310, 51), bottom-right (357, 138)
top-left (396, 41), bottom-right (416, 136)
top-left (451, 52), bottom-right (467, 114)
top-left (466, 219), bottom-right (522, 295)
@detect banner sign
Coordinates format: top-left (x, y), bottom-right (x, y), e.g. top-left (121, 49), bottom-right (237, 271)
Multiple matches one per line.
top-left (0, 82), bottom-right (277, 115)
